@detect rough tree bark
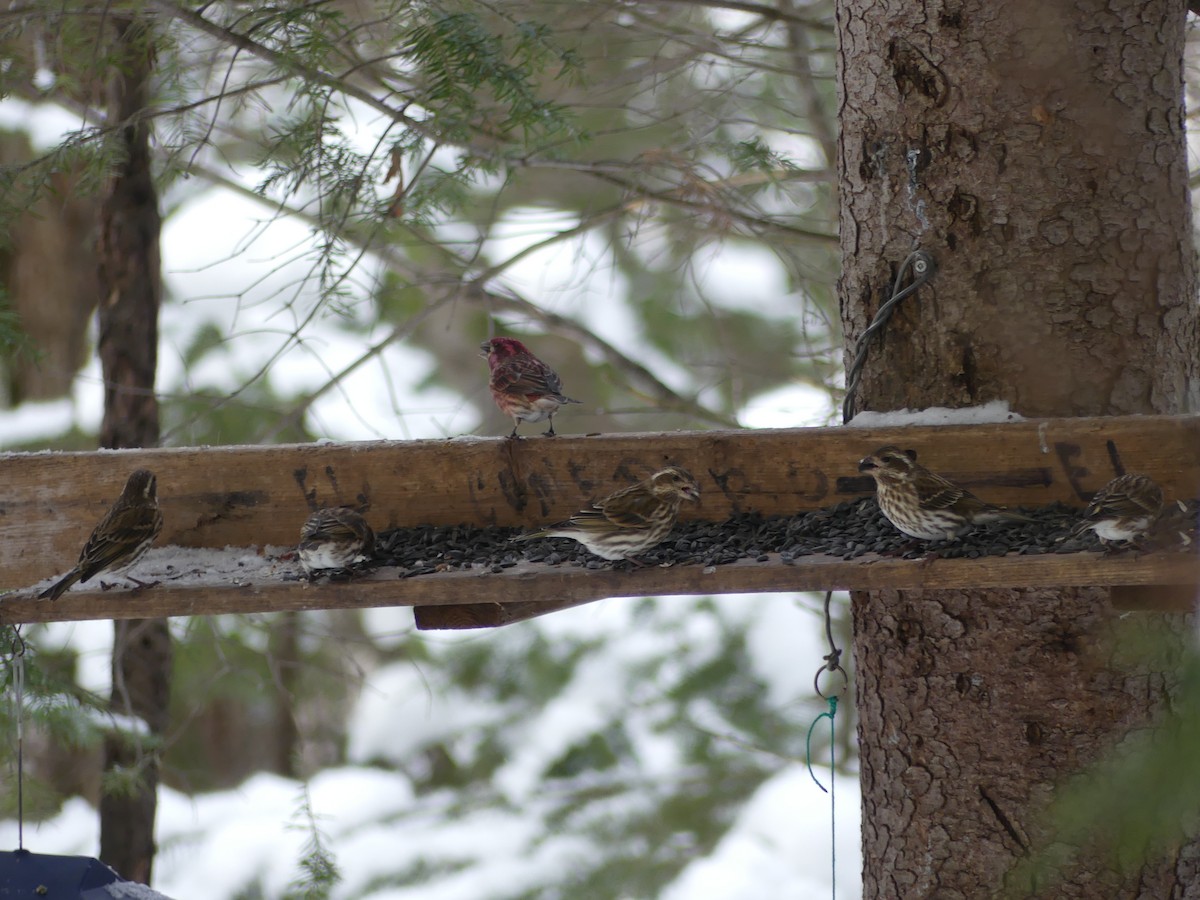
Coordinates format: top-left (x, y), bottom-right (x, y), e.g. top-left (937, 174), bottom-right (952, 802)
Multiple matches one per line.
top-left (837, 0), bottom-right (1198, 896)
top-left (95, 15), bottom-right (169, 886)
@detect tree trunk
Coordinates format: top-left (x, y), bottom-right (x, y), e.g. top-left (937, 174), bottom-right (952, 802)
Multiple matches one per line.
top-left (837, 0), bottom-right (1199, 896)
top-left (95, 15), bottom-right (168, 886)
top-left (0, 133), bottom-right (99, 406)
top-left (270, 611), bottom-right (302, 778)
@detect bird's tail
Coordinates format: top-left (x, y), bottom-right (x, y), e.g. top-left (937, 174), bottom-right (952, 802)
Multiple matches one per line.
top-left (39, 569), bottom-right (82, 601)
top-left (511, 530), bottom-right (550, 542)
top-left (979, 508), bottom-right (1037, 526)
top-left (1057, 518), bottom-right (1093, 543)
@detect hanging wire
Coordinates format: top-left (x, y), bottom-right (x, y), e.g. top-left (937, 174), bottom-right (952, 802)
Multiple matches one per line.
top-left (813, 590), bottom-right (848, 699)
top-left (9, 624), bottom-right (27, 850)
top-left (805, 695), bottom-right (838, 897)
top-left (807, 591), bottom-right (848, 899)
top-left (842, 248), bottom-right (937, 423)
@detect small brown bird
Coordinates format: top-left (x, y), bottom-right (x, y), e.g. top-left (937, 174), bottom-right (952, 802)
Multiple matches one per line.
top-left (858, 446), bottom-right (1032, 541)
top-left (40, 468), bottom-right (163, 600)
top-left (298, 507), bottom-right (375, 577)
top-left (1067, 473), bottom-right (1163, 546)
top-left (480, 337), bottom-right (580, 437)
top-left (515, 466), bottom-right (701, 562)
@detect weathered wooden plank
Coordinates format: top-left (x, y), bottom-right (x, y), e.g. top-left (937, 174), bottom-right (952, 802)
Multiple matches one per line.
top-left (2, 415), bottom-right (1197, 593)
top-left (412, 597), bottom-right (604, 630)
top-left (1108, 583), bottom-right (1198, 612)
top-left (1, 415), bottom-right (1196, 616)
top-left (2, 550), bottom-right (1196, 626)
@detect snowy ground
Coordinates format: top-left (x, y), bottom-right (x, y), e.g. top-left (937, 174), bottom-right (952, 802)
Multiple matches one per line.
top-left (3, 592), bottom-right (862, 900)
top-left (1, 762), bottom-right (860, 899)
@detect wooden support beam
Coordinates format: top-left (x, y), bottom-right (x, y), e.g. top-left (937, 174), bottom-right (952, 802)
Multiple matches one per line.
top-left (0, 414), bottom-right (1196, 627)
top-left (1108, 583), bottom-right (1198, 612)
top-left (1, 548), bottom-right (1196, 627)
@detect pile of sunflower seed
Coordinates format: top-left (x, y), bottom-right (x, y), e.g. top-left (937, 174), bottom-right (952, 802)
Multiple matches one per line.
top-left (368, 498), bottom-right (1199, 576)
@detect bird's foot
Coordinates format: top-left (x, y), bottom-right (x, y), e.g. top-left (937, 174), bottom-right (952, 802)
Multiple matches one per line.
top-left (880, 539), bottom-right (926, 559)
top-left (918, 549), bottom-right (943, 568)
top-left (917, 538), bottom-right (960, 566)
top-left (128, 577), bottom-right (160, 592)
top-left (1101, 541), bottom-right (1144, 558)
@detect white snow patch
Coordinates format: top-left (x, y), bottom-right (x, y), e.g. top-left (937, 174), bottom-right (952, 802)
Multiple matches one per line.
top-left (740, 382), bottom-right (836, 429)
top-left (743, 593), bottom-right (840, 708)
top-left (346, 661), bottom-right (514, 768)
top-left (0, 399), bottom-right (75, 443)
top-left (154, 773), bottom-right (311, 898)
top-left (846, 400), bottom-right (1024, 427)
top-left (0, 99), bottom-right (81, 149)
top-left (2, 663), bottom-right (860, 900)
top-left (493, 623), bottom-right (701, 800)
top-left (31, 68), bottom-right (56, 92)
top-left (660, 764), bottom-right (861, 900)
top-left (307, 766), bottom-right (416, 828)
top-left (35, 619), bottom-right (115, 693)
top-left (0, 795), bottom-right (97, 855)
top-left (687, 243), bottom-right (796, 319)
top-left (358, 606), bottom-right (415, 648)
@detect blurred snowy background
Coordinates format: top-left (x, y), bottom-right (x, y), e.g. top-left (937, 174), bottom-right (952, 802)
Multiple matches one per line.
top-left (3, 593), bottom-right (860, 899)
top-left (4, 2), bottom-right (1198, 895)
top-left (28, 0), bottom-right (1200, 895)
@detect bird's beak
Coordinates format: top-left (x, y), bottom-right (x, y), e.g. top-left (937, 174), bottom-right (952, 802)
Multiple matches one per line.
top-left (478, 341), bottom-right (491, 358)
top-left (683, 485), bottom-right (701, 502)
top-left (858, 457), bottom-right (877, 472)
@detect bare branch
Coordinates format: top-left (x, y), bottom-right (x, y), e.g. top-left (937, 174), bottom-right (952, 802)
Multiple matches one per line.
top-left (650, 0), bottom-right (832, 30)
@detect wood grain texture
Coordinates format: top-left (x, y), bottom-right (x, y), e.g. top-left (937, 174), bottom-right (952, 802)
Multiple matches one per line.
top-left (2, 415), bottom-right (1196, 616)
top-left (3, 415), bottom-right (1198, 588)
top-left (2, 551), bottom-right (1195, 627)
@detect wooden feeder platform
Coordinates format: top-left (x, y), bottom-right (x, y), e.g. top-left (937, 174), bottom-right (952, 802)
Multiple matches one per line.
top-left (0, 415), bottom-right (1196, 629)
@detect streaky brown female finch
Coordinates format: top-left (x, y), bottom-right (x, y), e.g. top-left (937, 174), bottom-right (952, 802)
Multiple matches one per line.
top-left (514, 466), bottom-right (701, 562)
top-left (1066, 473), bottom-right (1163, 546)
top-left (480, 336), bottom-right (580, 437)
top-left (40, 468), bottom-right (163, 600)
top-left (298, 506), bottom-right (375, 577)
top-left (858, 446), bottom-right (1033, 541)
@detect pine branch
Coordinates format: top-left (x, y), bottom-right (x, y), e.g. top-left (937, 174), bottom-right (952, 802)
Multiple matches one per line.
top-left (780, 0), bottom-right (838, 172)
top-left (177, 157), bottom-right (738, 431)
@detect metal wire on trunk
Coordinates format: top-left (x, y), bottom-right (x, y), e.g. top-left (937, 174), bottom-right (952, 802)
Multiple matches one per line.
top-left (842, 248), bottom-right (937, 423)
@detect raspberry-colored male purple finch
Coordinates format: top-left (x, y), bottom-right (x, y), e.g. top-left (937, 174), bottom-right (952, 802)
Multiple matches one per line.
top-left (480, 337), bottom-right (580, 437)
top-left (1067, 473), bottom-right (1163, 546)
top-left (40, 468), bottom-right (163, 600)
top-left (298, 507), bottom-right (376, 577)
top-left (516, 466), bottom-right (701, 562)
top-left (858, 446), bottom-right (1032, 541)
